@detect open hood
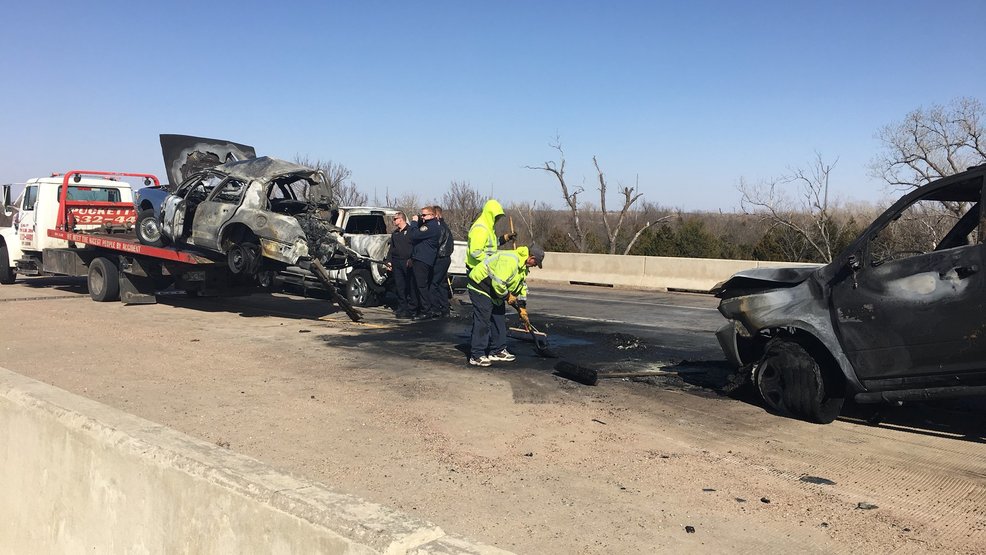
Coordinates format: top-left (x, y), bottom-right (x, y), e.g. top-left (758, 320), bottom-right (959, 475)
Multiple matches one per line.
top-left (160, 134), bottom-right (256, 186)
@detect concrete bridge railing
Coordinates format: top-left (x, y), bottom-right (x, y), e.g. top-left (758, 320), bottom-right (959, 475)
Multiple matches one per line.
top-left (527, 252), bottom-right (821, 292)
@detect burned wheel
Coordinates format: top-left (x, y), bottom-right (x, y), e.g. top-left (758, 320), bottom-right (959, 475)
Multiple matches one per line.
top-left (88, 257), bottom-right (120, 302)
top-left (136, 209), bottom-right (167, 247)
top-left (755, 339), bottom-right (844, 424)
top-left (227, 242), bottom-right (260, 275)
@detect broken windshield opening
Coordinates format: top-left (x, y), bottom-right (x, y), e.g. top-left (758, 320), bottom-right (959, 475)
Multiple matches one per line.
top-left (868, 178), bottom-right (983, 266)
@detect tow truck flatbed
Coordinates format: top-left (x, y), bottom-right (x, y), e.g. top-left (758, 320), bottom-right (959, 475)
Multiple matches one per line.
top-left (47, 229), bottom-right (219, 265)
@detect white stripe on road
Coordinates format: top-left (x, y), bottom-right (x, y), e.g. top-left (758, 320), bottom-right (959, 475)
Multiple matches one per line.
top-left (534, 290), bottom-right (719, 312)
top-left (535, 312), bottom-right (718, 331)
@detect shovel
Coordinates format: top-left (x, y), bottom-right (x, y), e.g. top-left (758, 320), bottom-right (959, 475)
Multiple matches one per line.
top-left (525, 320), bottom-right (553, 356)
top-left (507, 318), bottom-right (553, 357)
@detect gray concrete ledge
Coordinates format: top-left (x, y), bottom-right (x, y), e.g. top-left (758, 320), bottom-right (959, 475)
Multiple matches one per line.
top-left (0, 366), bottom-right (510, 554)
top-left (528, 252), bottom-right (821, 292)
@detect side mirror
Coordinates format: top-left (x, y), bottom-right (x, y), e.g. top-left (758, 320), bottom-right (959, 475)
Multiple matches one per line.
top-left (848, 253), bottom-right (861, 271)
top-left (1, 184), bottom-right (11, 216)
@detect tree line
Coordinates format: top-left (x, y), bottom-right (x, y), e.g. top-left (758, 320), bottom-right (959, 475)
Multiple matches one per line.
top-left (299, 97), bottom-right (985, 264)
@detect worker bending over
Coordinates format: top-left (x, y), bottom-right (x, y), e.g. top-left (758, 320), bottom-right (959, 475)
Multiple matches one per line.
top-left (467, 244), bottom-right (545, 367)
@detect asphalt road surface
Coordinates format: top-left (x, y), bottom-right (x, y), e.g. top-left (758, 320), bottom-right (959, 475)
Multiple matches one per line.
top-left (1, 277), bottom-right (984, 553)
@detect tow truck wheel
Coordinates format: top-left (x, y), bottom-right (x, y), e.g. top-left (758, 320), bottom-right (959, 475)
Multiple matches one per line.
top-left (756, 339), bottom-right (844, 424)
top-left (227, 242), bottom-right (260, 275)
top-left (0, 243), bottom-right (16, 285)
top-left (136, 209), bottom-right (167, 247)
top-left (347, 268), bottom-right (376, 307)
top-left (88, 257), bottom-right (121, 302)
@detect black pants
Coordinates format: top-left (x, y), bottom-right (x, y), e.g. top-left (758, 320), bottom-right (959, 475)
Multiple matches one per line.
top-left (391, 258), bottom-right (414, 315)
top-left (431, 256), bottom-right (451, 314)
top-left (412, 259), bottom-right (434, 315)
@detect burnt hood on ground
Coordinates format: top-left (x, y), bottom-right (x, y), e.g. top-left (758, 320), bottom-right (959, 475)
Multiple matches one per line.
top-left (160, 134), bottom-right (257, 186)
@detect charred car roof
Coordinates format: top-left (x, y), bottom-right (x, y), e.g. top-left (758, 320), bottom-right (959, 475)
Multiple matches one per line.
top-left (212, 156), bottom-right (318, 182)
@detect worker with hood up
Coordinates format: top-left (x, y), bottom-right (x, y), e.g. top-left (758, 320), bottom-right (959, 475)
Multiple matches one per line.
top-left (465, 199), bottom-right (516, 271)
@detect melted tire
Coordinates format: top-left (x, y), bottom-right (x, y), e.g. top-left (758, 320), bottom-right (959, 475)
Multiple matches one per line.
top-left (756, 339), bottom-right (844, 424)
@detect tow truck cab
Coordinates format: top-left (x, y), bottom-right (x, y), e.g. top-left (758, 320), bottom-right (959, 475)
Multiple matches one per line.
top-left (1, 176), bottom-right (135, 277)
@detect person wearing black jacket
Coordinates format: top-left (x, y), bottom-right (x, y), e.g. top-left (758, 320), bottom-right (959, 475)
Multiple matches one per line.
top-left (408, 206), bottom-right (441, 319)
top-left (387, 211), bottom-right (415, 319)
top-left (431, 205), bottom-right (454, 317)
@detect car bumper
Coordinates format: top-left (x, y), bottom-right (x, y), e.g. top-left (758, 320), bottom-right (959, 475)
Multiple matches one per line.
top-left (260, 237), bottom-right (309, 265)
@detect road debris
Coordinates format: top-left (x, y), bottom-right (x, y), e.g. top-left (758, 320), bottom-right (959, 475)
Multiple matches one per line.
top-left (800, 475), bottom-right (836, 485)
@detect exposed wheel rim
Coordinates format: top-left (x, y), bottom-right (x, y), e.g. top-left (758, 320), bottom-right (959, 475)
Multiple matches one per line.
top-left (139, 217), bottom-right (162, 243)
top-left (228, 243), bottom-right (260, 275)
top-left (229, 246), bottom-right (247, 273)
top-left (350, 275), bottom-right (369, 305)
top-left (757, 359), bottom-right (786, 412)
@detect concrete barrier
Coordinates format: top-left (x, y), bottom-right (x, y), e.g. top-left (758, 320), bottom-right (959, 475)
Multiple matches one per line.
top-left (0, 366), bottom-right (510, 554)
top-left (528, 252), bottom-right (821, 292)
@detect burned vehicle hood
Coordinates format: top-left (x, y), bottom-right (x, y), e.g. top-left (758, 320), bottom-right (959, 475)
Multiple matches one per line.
top-left (160, 134), bottom-right (257, 186)
top-left (713, 266), bottom-right (820, 297)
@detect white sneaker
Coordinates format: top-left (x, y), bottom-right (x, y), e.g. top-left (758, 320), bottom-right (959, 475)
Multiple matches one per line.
top-left (488, 349), bottom-right (516, 362)
top-left (469, 356), bottom-right (492, 367)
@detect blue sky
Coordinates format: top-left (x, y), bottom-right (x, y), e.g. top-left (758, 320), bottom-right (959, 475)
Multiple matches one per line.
top-left (2, 1), bottom-right (983, 211)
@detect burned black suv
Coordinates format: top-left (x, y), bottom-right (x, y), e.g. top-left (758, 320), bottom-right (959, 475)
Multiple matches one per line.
top-left (715, 163), bottom-right (986, 423)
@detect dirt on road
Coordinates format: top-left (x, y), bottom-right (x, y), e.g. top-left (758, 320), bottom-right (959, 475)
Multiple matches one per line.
top-left (1, 278), bottom-right (984, 554)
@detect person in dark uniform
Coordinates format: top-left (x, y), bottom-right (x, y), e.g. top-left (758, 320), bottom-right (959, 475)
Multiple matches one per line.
top-left (431, 205), bottom-right (454, 317)
top-left (408, 206), bottom-right (441, 319)
top-left (387, 211), bottom-right (414, 319)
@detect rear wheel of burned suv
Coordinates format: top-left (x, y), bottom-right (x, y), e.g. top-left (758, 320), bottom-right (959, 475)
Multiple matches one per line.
top-left (136, 209), bottom-right (167, 247)
top-left (347, 268), bottom-right (377, 307)
top-left (227, 242), bottom-right (260, 275)
top-left (755, 338), bottom-right (845, 424)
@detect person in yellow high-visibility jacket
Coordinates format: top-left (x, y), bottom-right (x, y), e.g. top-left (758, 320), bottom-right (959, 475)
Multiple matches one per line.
top-left (465, 199), bottom-right (516, 272)
top-left (466, 244), bottom-right (545, 367)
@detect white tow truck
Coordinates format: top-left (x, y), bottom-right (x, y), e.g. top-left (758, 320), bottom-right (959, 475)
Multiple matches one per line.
top-left (0, 170), bottom-right (244, 302)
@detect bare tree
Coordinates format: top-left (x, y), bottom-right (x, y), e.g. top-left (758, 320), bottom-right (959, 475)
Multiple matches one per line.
top-left (740, 153), bottom-right (848, 263)
top-left (507, 200), bottom-right (554, 246)
top-left (293, 156), bottom-right (367, 206)
top-left (872, 97), bottom-right (985, 191)
top-left (441, 180), bottom-right (483, 239)
top-left (592, 156), bottom-right (671, 255)
top-left (525, 139), bottom-right (589, 252)
top-left (385, 191), bottom-right (422, 221)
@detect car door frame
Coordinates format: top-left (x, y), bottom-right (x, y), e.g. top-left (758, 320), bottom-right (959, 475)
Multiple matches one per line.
top-left (827, 174), bottom-right (986, 387)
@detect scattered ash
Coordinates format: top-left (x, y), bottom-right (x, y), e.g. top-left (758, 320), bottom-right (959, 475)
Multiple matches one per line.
top-left (608, 333), bottom-right (646, 350)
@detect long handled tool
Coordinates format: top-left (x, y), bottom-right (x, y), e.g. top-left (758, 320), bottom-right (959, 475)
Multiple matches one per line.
top-left (508, 307), bottom-right (554, 357)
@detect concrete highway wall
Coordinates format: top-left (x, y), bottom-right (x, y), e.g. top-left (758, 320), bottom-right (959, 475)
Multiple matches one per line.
top-left (0, 366), bottom-right (508, 554)
top-left (527, 252), bottom-right (821, 292)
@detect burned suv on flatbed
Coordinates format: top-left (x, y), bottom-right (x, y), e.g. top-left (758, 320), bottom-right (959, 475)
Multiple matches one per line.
top-left (715, 163), bottom-right (986, 423)
top-left (137, 136), bottom-right (356, 277)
